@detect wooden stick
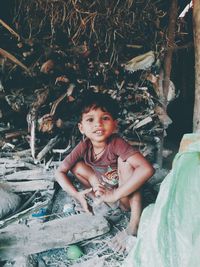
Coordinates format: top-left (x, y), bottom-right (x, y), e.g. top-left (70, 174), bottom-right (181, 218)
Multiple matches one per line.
top-left (36, 135), bottom-right (60, 162)
top-left (0, 19), bottom-right (20, 40)
top-left (0, 48), bottom-right (31, 74)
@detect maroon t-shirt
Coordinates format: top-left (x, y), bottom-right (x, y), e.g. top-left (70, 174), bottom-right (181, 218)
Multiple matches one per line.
top-left (61, 134), bottom-right (138, 188)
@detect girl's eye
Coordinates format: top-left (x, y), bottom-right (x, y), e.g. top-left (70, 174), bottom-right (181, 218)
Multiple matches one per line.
top-left (102, 116), bottom-right (111, 120)
top-left (86, 118), bottom-right (93, 122)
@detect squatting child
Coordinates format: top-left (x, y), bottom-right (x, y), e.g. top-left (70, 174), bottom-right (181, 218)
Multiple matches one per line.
top-left (55, 91), bottom-right (154, 250)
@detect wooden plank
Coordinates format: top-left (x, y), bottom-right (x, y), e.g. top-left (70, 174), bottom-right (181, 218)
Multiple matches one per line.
top-left (4, 169), bottom-right (55, 181)
top-left (0, 158), bottom-right (41, 170)
top-left (0, 214), bottom-right (110, 260)
top-left (0, 158), bottom-right (24, 164)
top-left (0, 180), bottom-right (54, 192)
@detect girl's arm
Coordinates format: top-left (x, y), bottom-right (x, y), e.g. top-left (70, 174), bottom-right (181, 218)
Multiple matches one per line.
top-left (99, 152), bottom-right (154, 203)
top-left (115, 152), bottom-right (155, 199)
top-left (55, 164), bottom-right (92, 212)
top-left (55, 163), bottom-right (78, 197)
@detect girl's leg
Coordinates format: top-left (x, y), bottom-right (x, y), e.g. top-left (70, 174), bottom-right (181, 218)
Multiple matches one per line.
top-left (71, 161), bottom-right (98, 188)
top-left (118, 157), bottom-right (142, 236)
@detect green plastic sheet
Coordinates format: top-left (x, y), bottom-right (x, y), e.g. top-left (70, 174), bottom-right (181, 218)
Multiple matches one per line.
top-left (123, 134), bottom-right (200, 267)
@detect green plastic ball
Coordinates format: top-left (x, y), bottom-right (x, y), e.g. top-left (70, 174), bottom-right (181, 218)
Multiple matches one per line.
top-left (66, 245), bottom-right (83, 260)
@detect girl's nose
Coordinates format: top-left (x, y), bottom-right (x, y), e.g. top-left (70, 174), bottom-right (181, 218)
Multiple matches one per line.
top-left (95, 119), bottom-right (102, 127)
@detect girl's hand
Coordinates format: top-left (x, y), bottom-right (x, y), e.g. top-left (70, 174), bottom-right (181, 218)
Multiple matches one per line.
top-left (93, 183), bottom-right (106, 197)
top-left (95, 189), bottom-right (118, 204)
top-left (75, 188), bottom-right (92, 213)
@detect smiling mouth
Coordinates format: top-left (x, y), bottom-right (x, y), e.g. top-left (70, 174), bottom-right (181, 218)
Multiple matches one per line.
top-left (94, 130), bottom-right (104, 135)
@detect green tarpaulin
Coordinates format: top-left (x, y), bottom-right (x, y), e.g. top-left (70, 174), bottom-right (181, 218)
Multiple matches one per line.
top-left (123, 134), bottom-right (200, 267)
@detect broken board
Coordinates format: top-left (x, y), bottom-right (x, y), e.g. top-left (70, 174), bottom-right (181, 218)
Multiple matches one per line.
top-left (0, 213), bottom-right (110, 260)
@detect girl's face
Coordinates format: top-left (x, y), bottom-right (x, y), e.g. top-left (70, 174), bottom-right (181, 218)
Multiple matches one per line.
top-left (78, 107), bottom-right (117, 145)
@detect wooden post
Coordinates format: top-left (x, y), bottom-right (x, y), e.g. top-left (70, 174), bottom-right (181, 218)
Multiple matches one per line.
top-left (193, 0), bottom-right (200, 132)
top-left (158, 0), bottom-right (178, 168)
top-left (163, 0), bottom-right (178, 107)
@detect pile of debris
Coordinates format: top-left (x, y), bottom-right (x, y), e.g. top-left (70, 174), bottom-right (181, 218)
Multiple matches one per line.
top-left (0, 38), bottom-right (174, 165)
top-left (0, 0), bottom-right (184, 165)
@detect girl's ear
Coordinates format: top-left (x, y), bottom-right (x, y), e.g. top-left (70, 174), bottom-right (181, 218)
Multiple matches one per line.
top-left (78, 123), bottom-right (84, 134)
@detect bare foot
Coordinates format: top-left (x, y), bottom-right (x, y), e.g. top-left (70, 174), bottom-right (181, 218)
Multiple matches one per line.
top-left (108, 229), bottom-right (137, 253)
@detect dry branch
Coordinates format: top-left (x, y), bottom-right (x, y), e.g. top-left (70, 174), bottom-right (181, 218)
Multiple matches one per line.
top-left (0, 48), bottom-right (31, 74)
top-left (0, 19), bottom-right (20, 40)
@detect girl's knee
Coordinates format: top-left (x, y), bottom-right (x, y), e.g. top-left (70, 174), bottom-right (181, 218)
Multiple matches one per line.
top-left (117, 157), bottom-right (134, 184)
top-left (72, 161), bottom-right (83, 176)
top-left (72, 161), bottom-right (94, 178)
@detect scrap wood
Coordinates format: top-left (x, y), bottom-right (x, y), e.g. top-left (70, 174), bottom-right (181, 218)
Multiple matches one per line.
top-left (0, 48), bottom-right (31, 75)
top-left (124, 51), bottom-right (155, 72)
top-left (3, 169), bottom-right (55, 181)
top-left (36, 135), bottom-right (61, 162)
top-left (0, 158), bottom-right (26, 166)
top-left (0, 199), bottom-right (49, 229)
top-left (0, 168), bottom-right (14, 177)
top-left (50, 83), bottom-right (75, 115)
top-left (12, 148), bottom-right (32, 157)
top-left (38, 84), bottom-right (75, 134)
top-left (0, 152), bottom-right (37, 168)
top-left (133, 116), bottom-right (153, 129)
top-left (0, 180), bottom-right (54, 192)
top-left (0, 19), bottom-right (20, 40)
top-left (0, 158), bottom-right (44, 176)
top-left (0, 214), bottom-right (110, 260)
top-left (5, 130), bottom-right (27, 140)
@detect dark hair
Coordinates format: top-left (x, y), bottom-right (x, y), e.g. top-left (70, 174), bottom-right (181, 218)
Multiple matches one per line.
top-left (77, 91), bottom-right (120, 121)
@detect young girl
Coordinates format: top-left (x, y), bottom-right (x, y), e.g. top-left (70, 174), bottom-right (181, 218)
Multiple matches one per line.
top-left (55, 91), bottom-right (154, 250)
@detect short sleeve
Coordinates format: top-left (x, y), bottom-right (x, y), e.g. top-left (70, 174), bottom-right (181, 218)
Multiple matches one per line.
top-left (60, 140), bottom-right (87, 170)
top-left (111, 135), bottom-right (138, 161)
